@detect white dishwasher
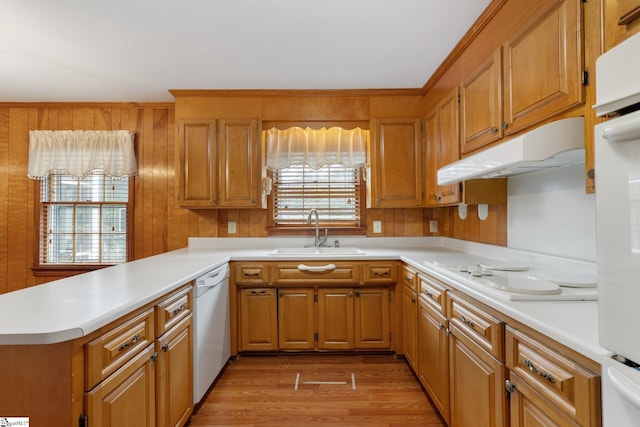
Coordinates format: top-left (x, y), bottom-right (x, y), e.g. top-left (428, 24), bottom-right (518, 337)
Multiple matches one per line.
top-left (193, 263), bottom-right (230, 404)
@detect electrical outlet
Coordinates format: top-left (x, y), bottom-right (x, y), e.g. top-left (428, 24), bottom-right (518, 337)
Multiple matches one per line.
top-left (373, 221), bottom-right (382, 233)
top-left (429, 220), bottom-right (438, 233)
top-left (228, 221), bottom-right (237, 234)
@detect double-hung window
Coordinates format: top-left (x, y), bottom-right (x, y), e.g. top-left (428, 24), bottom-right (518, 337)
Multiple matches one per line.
top-left (265, 126), bottom-right (368, 232)
top-left (28, 130), bottom-right (137, 268)
top-left (39, 173), bottom-right (131, 265)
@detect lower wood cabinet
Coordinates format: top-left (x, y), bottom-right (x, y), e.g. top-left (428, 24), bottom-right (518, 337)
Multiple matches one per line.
top-left (448, 321), bottom-right (507, 427)
top-left (239, 288), bottom-right (278, 351)
top-left (278, 288), bottom-right (315, 350)
top-left (505, 327), bottom-right (601, 427)
top-left (238, 286), bottom-right (391, 352)
top-left (402, 283), bottom-right (419, 370)
top-left (85, 285), bottom-right (194, 427)
top-left (85, 343), bottom-right (157, 427)
top-left (156, 315), bottom-right (193, 427)
top-left (417, 296), bottom-right (450, 425)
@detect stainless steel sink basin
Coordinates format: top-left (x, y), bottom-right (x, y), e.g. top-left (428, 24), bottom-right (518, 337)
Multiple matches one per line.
top-left (269, 247), bottom-right (366, 256)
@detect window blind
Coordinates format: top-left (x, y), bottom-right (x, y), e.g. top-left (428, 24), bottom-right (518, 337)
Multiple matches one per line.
top-left (39, 173), bottom-right (130, 264)
top-left (272, 164), bottom-right (361, 226)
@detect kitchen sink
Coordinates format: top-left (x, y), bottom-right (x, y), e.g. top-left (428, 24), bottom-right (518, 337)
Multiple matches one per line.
top-left (269, 247), bottom-right (366, 256)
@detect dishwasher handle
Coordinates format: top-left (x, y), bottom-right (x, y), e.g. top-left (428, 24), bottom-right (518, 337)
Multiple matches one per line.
top-left (196, 264), bottom-right (230, 288)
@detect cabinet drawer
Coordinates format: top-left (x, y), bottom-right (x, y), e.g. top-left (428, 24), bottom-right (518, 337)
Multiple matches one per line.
top-left (506, 327), bottom-right (600, 426)
top-left (234, 263), bottom-right (270, 284)
top-left (401, 265), bottom-right (419, 293)
top-left (273, 262), bottom-right (361, 284)
top-left (364, 262), bottom-right (398, 284)
top-left (418, 273), bottom-right (447, 314)
top-left (85, 308), bottom-right (155, 390)
top-left (156, 285), bottom-right (192, 337)
top-left (447, 293), bottom-right (503, 360)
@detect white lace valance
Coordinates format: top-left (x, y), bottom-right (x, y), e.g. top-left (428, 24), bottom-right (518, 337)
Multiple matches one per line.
top-left (28, 130), bottom-right (137, 179)
top-left (265, 126), bottom-right (368, 170)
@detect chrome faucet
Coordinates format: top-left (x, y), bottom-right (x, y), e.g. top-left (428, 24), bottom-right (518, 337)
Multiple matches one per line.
top-left (306, 208), bottom-right (328, 247)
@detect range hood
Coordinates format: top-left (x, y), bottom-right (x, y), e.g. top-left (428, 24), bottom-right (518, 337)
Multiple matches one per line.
top-left (437, 117), bottom-right (585, 185)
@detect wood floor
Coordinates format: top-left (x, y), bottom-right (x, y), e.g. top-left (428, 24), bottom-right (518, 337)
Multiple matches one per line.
top-left (188, 354), bottom-right (446, 426)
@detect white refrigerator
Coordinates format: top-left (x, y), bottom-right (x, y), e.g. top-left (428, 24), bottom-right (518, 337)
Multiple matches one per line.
top-left (594, 31), bottom-right (640, 426)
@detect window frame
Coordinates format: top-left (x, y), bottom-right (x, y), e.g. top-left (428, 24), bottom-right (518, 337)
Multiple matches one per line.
top-left (266, 166), bottom-right (367, 236)
top-left (32, 174), bottom-right (135, 276)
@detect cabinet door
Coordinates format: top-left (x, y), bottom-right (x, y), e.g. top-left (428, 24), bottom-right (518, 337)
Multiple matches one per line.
top-left (85, 344), bottom-right (156, 427)
top-left (502, 0), bottom-right (583, 135)
top-left (218, 119), bottom-right (260, 207)
top-left (156, 315), bottom-right (193, 427)
top-left (354, 287), bottom-right (390, 349)
top-left (507, 371), bottom-right (578, 427)
top-left (402, 285), bottom-right (418, 370)
top-left (417, 298), bottom-right (450, 424)
top-left (424, 88), bottom-right (461, 206)
top-left (448, 323), bottom-right (507, 427)
top-left (370, 118), bottom-right (423, 208)
top-left (178, 119), bottom-right (217, 207)
top-left (460, 49), bottom-right (503, 154)
top-left (240, 288), bottom-right (278, 351)
top-left (317, 288), bottom-right (354, 350)
top-left (278, 288), bottom-right (315, 350)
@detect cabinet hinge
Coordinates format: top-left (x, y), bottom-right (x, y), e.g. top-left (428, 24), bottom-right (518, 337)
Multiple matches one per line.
top-left (314, 332), bottom-right (319, 342)
top-left (314, 294), bottom-right (318, 303)
top-left (582, 69), bottom-right (590, 86)
top-left (79, 414), bottom-right (88, 427)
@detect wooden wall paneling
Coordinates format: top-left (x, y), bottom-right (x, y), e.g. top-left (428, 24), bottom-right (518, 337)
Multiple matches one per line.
top-left (193, 210), bottom-right (218, 238)
top-left (72, 108), bottom-right (95, 130)
top-left (140, 108), bottom-right (155, 258)
top-left (26, 109), bottom-right (38, 288)
top-left (132, 108), bottom-right (146, 260)
top-left (58, 107), bottom-right (74, 129)
top-left (0, 108), bottom-right (8, 294)
top-left (464, 205), bottom-right (481, 242)
top-left (152, 108), bottom-right (169, 255)
top-left (248, 209), bottom-right (268, 237)
top-left (166, 107), bottom-right (188, 251)
top-left (369, 95), bottom-right (425, 118)
top-left (478, 205), bottom-right (499, 245)
top-left (7, 108), bottom-right (29, 292)
top-left (393, 209), bottom-right (405, 236)
top-left (94, 108), bottom-right (112, 130)
top-left (262, 96), bottom-right (370, 121)
top-left (218, 210), bottom-right (229, 237)
top-left (403, 208), bottom-right (424, 236)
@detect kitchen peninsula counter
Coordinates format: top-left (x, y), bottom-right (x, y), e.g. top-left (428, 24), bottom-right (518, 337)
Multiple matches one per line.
top-left (0, 236), bottom-right (606, 364)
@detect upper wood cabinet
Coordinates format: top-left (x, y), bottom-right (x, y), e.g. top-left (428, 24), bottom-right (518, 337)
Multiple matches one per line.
top-left (424, 87), bottom-right (461, 206)
top-left (460, 49), bottom-right (503, 155)
top-left (369, 118), bottom-right (423, 208)
top-left (502, 0), bottom-right (583, 136)
top-left (177, 118), bottom-right (261, 208)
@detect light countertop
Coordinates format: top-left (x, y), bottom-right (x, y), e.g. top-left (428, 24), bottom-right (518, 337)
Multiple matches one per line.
top-left (0, 236), bottom-right (606, 364)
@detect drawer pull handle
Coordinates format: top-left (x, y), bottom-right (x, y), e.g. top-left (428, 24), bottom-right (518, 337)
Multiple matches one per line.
top-left (171, 304), bottom-right (186, 315)
top-left (461, 315), bottom-right (475, 328)
top-left (251, 290), bottom-right (267, 295)
top-left (423, 290), bottom-right (433, 297)
top-left (438, 323), bottom-right (445, 330)
top-left (297, 263), bottom-right (336, 272)
top-left (373, 270), bottom-right (389, 277)
top-left (244, 272), bottom-right (261, 278)
top-left (118, 333), bottom-right (140, 351)
top-left (404, 275), bottom-right (412, 282)
top-left (525, 359), bottom-right (556, 383)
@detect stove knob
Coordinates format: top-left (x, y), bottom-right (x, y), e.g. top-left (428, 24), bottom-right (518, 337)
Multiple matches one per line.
top-left (468, 265), bottom-right (483, 277)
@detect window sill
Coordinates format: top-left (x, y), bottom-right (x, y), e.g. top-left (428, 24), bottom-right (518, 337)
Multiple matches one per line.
top-left (266, 226), bottom-right (367, 236)
top-left (32, 264), bottom-right (114, 277)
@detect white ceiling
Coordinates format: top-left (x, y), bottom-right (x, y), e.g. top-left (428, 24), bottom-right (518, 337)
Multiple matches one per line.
top-left (1, 0), bottom-right (491, 102)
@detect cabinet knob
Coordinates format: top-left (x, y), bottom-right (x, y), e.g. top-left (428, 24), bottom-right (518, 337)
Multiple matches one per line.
top-left (491, 127), bottom-right (499, 134)
top-left (505, 379), bottom-right (516, 394)
top-left (502, 122), bottom-right (509, 130)
top-left (210, 199), bottom-right (216, 205)
top-left (411, 298), bottom-right (416, 304)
